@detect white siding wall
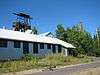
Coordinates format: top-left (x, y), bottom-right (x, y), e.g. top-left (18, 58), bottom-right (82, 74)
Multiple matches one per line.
top-left (0, 41), bottom-right (23, 60)
top-left (0, 40), bottom-right (67, 60)
top-left (55, 45), bottom-right (58, 53)
top-left (31, 44), bottom-right (54, 57)
top-left (62, 47), bottom-right (68, 56)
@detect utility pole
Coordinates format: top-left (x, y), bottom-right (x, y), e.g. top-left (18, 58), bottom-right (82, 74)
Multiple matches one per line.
top-left (79, 22), bottom-right (83, 32)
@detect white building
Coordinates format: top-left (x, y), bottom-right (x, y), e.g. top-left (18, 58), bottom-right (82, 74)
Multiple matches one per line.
top-left (0, 28), bottom-right (75, 60)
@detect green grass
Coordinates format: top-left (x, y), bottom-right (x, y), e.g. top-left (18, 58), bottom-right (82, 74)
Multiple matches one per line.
top-left (0, 54), bottom-right (91, 74)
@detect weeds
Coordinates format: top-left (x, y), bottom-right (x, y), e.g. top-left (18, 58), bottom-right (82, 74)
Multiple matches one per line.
top-left (0, 54), bottom-right (91, 74)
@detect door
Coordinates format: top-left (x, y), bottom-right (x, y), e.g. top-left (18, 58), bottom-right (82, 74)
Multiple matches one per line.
top-left (23, 42), bottom-right (29, 54)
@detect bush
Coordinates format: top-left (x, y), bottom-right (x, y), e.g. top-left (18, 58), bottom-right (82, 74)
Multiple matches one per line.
top-left (41, 53), bottom-right (68, 66)
top-left (95, 48), bottom-right (100, 57)
top-left (0, 53), bottom-right (91, 74)
top-left (77, 54), bottom-right (88, 58)
top-left (22, 54), bottom-right (37, 61)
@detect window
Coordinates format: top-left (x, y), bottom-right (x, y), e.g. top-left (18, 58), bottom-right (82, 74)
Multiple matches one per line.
top-left (58, 45), bottom-right (62, 53)
top-left (23, 42), bottom-right (29, 54)
top-left (52, 45), bottom-right (56, 53)
top-left (33, 42), bottom-right (38, 54)
top-left (47, 44), bottom-right (51, 49)
top-left (40, 43), bottom-right (44, 49)
top-left (14, 40), bottom-right (20, 48)
top-left (0, 39), bottom-right (7, 47)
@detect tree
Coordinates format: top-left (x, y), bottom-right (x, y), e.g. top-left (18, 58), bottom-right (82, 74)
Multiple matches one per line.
top-left (93, 27), bottom-right (100, 56)
top-left (55, 24), bottom-right (65, 40)
top-left (96, 27), bottom-right (100, 48)
top-left (55, 23), bottom-right (94, 56)
top-left (31, 26), bottom-right (38, 34)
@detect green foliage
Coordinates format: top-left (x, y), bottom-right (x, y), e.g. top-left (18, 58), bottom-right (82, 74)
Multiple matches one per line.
top-left (77, 54), bottom-right (88, 58)
top-left (55, 24), bottom-right (65, 40)
top-left (55, 23), bottom-right (98, 56)
top-left (94, 48), bottom-right (100, 57)
top-left (93, 33), bottom-right (100, 57)
top-left (0, 54), bottom-right (91, 74)
top-left (31, 26), bottom-right (38, 34)
top-left (42, 54), bottom-right (67, 65)
top-left (40, 54), bottom-right (90, 66)
top-left (22, 54), bottom-right (37, 61)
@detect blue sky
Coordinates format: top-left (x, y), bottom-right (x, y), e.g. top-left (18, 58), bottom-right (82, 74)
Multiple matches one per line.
top-left (0, 0), bottom-right (100, 35)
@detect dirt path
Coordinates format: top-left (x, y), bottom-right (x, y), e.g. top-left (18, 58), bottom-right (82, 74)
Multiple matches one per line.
top-left (71, 67), bottom-right (100, 75)
top-left (28, 61), bottom-right (100, 75)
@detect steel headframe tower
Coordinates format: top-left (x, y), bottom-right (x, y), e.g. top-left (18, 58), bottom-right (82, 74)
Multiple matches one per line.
top-left (12, 12), bottom-right (32, 32)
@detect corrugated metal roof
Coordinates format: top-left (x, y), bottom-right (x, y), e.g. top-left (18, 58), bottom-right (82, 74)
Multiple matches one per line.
top-left (0, 28), bottom-right (75, 48)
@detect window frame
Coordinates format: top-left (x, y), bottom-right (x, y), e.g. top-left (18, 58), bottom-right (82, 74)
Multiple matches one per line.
top-left (47, 44), bottom-right (51, 49)
top-left (52, 44), bottom-right (56, 53)
top-left (58, 45), bottom-right (62, 53)
top-left (14, 40), bottom-right (21, 48)
top-left (23, 41), bottom-right (29, 54)
top-left (0, 39), bottom-right (7, 48)
top-left (33, 42), bottom-right (38, 54)
top-left (40, 43), bottom-right (44, 49)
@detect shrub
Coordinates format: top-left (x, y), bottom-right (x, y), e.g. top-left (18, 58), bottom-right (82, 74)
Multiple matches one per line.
top-left (41, 53), bottom-right (67, 66)
top-left (22, 54), bottom-right (36, 61)
top-left (77, 53), bottom-right (88, 58)
top-left (0, 53), bottom-right (91, 74)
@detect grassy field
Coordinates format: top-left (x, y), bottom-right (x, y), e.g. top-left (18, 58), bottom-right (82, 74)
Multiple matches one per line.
top-left (0, 54), bottom-right (91, 74)
top-left (70, 67), bottom-right (100, 75)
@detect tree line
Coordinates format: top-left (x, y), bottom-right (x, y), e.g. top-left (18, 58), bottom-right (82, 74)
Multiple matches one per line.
top-left (55, 23), bottom-right (100, 57)
top-left (32, 23), bottom-right (100, 57)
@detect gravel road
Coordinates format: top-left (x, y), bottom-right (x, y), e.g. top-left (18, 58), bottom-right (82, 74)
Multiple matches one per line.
top-left (28, 60), bottom-right (100, 75)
